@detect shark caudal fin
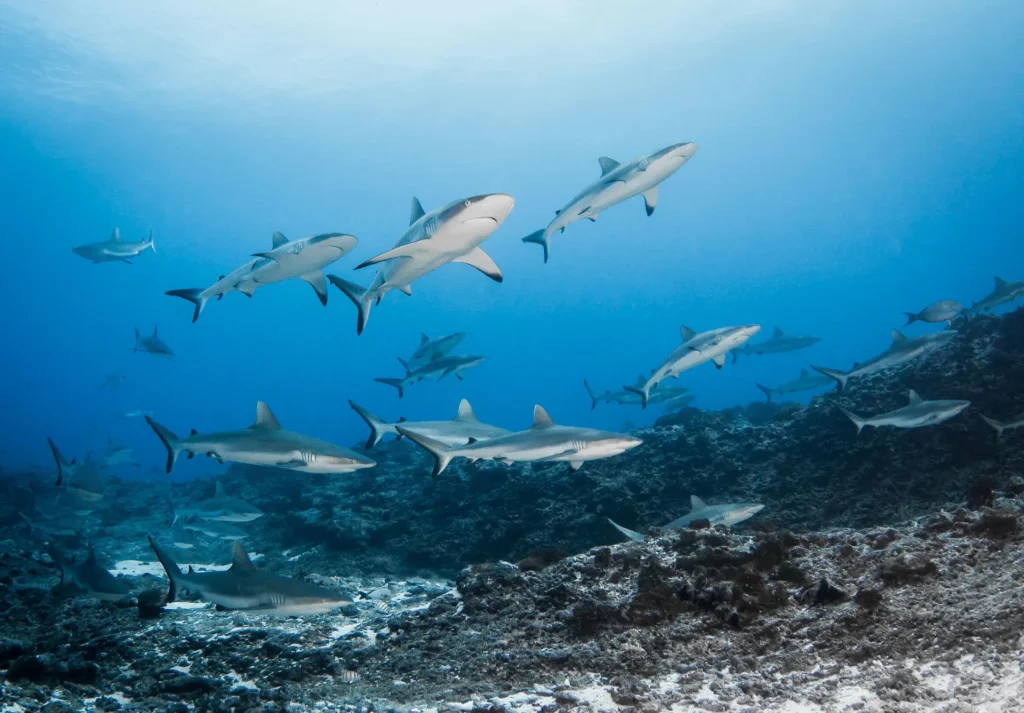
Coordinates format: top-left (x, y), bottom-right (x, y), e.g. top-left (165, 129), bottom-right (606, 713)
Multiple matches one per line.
top-left (903, 312), bottom-right (919, 326)
top-left (147, 228), bottom-right (156, 254)
top-left (606, 517), bottom-right (645, 542)
top-left (756, 383), bottom-right (773, 403)
top-left (374, 378), bottom-right (405, 399)
top-left (148, 536), bottom-right (183, 602)
top-left (349, 401), bottom-right (396, 449)
top-left (522, 230), bottom-right (550, 263)
top-left (980, 415), bottom-right (1007, 440)
top-left (47, 438), bottom-right (74, 487)
top-left (811, 365), bottom-right (849, 391)
top-left (133, 327), bottom-right (141, 353)
top-left (145, 417), bottom-right (183, 473)
top-left (836, 405), bottom-right (867, 435)
top-left (165, 289), bottom-right (208, 323)
top-left (583, 379), bottom-right (600, 410)
top-left (395, 426), bottom-right (453, 478)
top-left (623, 385), bottom-right (649, 409)
top-left (327, 275), bottom-right (373, 335)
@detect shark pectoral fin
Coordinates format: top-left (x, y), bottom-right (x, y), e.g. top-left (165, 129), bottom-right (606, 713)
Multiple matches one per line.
top-left (568, 460), bottom-right (584, 471)
top-left (252, 252), bottom-right (280, 263)
top-left (206, 452), bottom-right (224, 464)
top-left (641, 186), bottom-right (658, 216)
top-left (275, 459), bottom-right (308, 468)
top-left (534, 448), bottom-right (579, 462)
top-left (356, 242), bottom-right (427, 269)
top-left (712, 354), bottom-right (726, 369)
top-left (398, 284), bottom-right (412, 296)
top-left (237, 282), bottom-right (257, 298)
top-left (451, 247), bottom-right (503, 283)
top-left (300, 271), bottom-right (329, 306)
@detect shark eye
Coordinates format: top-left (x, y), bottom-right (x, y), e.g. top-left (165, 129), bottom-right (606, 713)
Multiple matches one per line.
top-left (464, 200), bottom-right (471, 208)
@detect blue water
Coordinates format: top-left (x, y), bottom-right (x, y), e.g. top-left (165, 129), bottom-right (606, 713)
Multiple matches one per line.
top-left (1, 2), bottom-right (1022, 475)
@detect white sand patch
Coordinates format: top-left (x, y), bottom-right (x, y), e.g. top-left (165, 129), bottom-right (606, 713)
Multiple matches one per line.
top-left (573, 685), bottom-right (618, 712)
top-left (165, 601), bottom-right (210, 610)
top-left (226, 670), bottom-right (260, 691)
top-left (328, 622), bottom-right (359, 639)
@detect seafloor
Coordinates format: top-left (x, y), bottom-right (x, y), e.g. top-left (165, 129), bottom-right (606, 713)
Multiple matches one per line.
top-left (1, 311), bottom-right (1023, 712)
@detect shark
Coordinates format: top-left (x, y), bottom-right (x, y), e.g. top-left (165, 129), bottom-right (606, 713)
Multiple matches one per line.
top-left (19, 512), bottom-right (84, 538)
top-left (349, 399), bottom-right (510, 450)
top-left (171, 522), bottom-right (197, 549)
top-left (407, 332), bottom-right (466, 370)
top-left (146, 402), bottom-right (376, 474)
top-left (167, 232), bottom-right (358, 321)
top-left (903, 299), bottom-right (963, 326)
top-left (133, 325), bottom-right (175, 359)
top-left (181, 519), bottom-right (248, 541)
top-left (72, 227), bottom-right (156, 264)
top-left (374, 355), bottom-right (486, 399)
top-left (100, 373), bottom-right (127, 390)
top-left (48, 438), bottom-right (105, 509)
top-left (52, 547), bottom-right (132, 601)
top-left (971, 276), bottom-right (1024, 313)
top-left (661, 393), bottom-right (696, 412)
top-left (812, 329), bottom-right (957, 391)
top-left (174, 481), bottom-right (264, 523)
top-left (521, 142), bottom-right (698, 262)
top-left (836, 390), bottom-right (971, 434)
top-left (583, 377), bottom-right (689, 410)
top-left (607, 495), bottom-right (765, 541)
top-left (397, 404), bottom-right (642, 477)
top-left (756, 368), bottom-right (834, 403)
top-left (149, 537), bottom-right (352, 615)
top-left (625, 325), bottom-right (761, 408)
top-left (99, 440), bottom-right (139, 469)
top-left (731, 327), bottom-right (819, 363)
top-left (328, 195), bottom-right (514, 335)
top-left (980, 414), bottom-right (1024, 440)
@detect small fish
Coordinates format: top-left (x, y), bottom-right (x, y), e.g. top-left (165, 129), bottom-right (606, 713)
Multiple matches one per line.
top-left (338, 671), bottom-right (360, 684)
top-left (903, 300), bottom-right (963, 325)
top-left (373, 601), bottom-right (393, 615)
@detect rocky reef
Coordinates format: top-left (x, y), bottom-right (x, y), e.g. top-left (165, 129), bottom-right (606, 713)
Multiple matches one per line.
top-left (1, 310), bottom-right (1023, 711)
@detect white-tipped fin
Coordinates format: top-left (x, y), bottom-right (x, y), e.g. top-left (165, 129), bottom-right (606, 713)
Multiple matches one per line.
top-left (598, 157), bottom-right (620, 176)
top-left (908, 389), bottom-right (923, 405)
top-left (690, 495), bottom-right (707, 510)
top-left (272, 231), bottom-right (288, 248)
top-left (641, 186), bottom-right (658, 216)
top-left (531, 405), bottom-right (554, 428)
top-left (455, 399), bottom-right (478, 422)
top-left (451, 246), bottom-right (503, 282)
top-left (607, 517), bottom-right (644, 541)
top-left (252, 402), bottom-right (282, 430)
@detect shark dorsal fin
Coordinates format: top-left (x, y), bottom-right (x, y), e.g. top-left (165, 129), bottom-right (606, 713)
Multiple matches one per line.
top-left (598, 157), bottom-right (620, 176)
top-left (153, 324), bottom-right (159, 337)
top-left (85, 547), bottom-right (97, 565)
top-left (995, 276), bottom-right (1007, 288)
top-left (252, 402), bottom-right (281, 430)
top-left (891, 329), bottom-right (907, 344)
top-left (420, 333), bottom-right (429, 346)
top-left (466, 437), bottom-right (479, 445)
top-left (455, 399), bottom-right (478, 422)
top-left (554, 209), bottom-right (562, 216)
top-left (410, 197), bottom-right (426, 225)
top-left (188, 565), bottom-right (195, 574)
top-left (635, 374), bottom-right (647, 386)
top-left (215, 481), bottom-right (225, 496)
top-left (800, 368), bottom-right (809, 375)
top-left (690, 495), bottom-right (707, 510)
top-left (231, 542), bottom-right (256, 571)
top-left (532, 405), bottom-right (554, 428)
top-left (680, 326), bottom-right (697, 342)
top-left (272, 231), bottom-right (288, 248)
top-left (773, 327), bottom-right (784, 338)
top-left (218, 274), bottom-right (226, 281)
top-left (908, 389), bottom-right (923, 405)
top-left (189, 428), bottom-right (199, 437)
top-left (111, 227), bottom-right (121, 241)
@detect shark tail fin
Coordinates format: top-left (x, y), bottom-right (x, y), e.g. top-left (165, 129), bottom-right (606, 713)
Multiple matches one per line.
top-left (145, 416), bottom-right (183, 473)
top-left (980, 415), bottom-right (1006, 440)
top-left (349, 400), bottom-right (396, 449)
top-left (166, 288), bottom-right (208, 323)
top-left (836, 405), bottom-right (867, 435)
top-left (732, 350), bottom-right (741, 365)
top-left (903, 312), bottom-right (918, 326)
top-left (18, 512), bottom-right (33, 533)
top-left (623, 385), bottom-right (649, 409)
top-left (583, 379), bottom-right (599, 410)
top-left (374, 378), bottom-right (405, 399)
top-left (522, 229), bottom-right (550, 263)
top-left (47, 438), bottom-right (71, 486)
top-left (756, 383), bottom-right (773, 403)
top-left (395, 426), bottom-right (453, 478)
top-left (148, 536), bottom-right (182, 603)
top-left (327, 275), bottom-right (373, 335)
top-left (606, 517), bottom-right (645, 542)
top-left (133, 327), bottom-right (141, 353)
top-left (810, 365), bottom-right (848, 391)
top-left (147, 228), bottom-right (156, 253)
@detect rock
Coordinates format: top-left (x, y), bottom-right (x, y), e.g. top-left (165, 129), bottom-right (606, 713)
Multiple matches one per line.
top-left (880, 554), bottom-right (938, 584)
top-left (854, 587), bottom-right (883, 610)
top-left (970, 507), bottom-right (1019, 537)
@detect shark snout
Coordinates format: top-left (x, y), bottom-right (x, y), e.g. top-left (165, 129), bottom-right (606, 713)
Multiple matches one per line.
top-left (462, 193), bottom-right (515, 225)
top-left (670, 142), bottom-right (699, 160)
